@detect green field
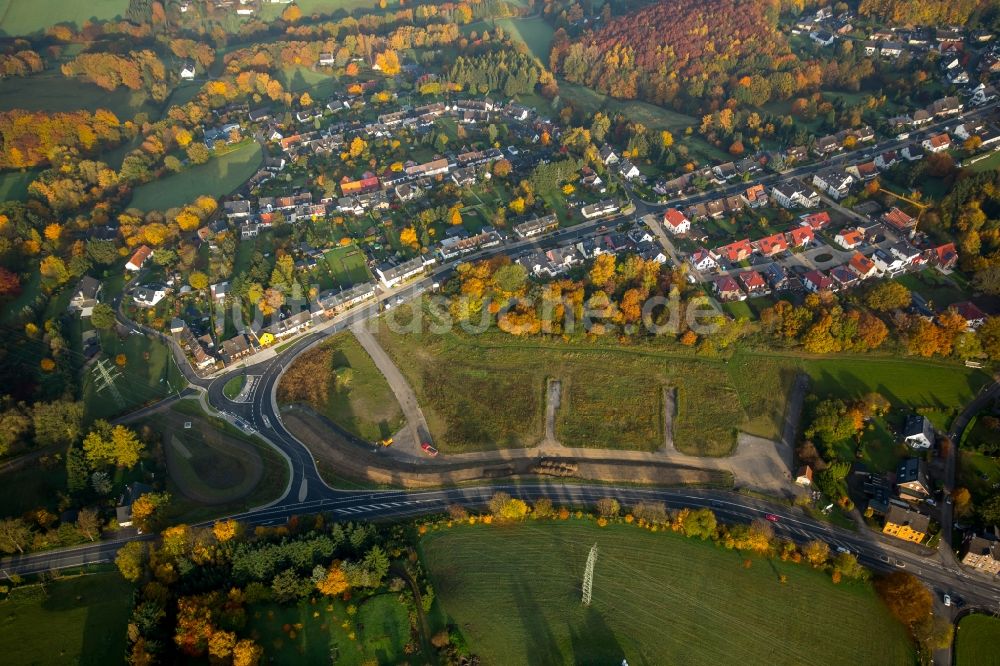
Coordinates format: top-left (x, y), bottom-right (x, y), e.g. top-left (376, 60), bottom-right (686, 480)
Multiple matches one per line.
top-left (223, 375), bottom-right (246, 400)
top-left (0, 0), bottom-right (127, 35)
top-left (276, 67), bottom-right (340, 98)
top-left (82, 330), bottom-right (185, 421)
top-left (129, 141), bottom-right (263, 211)
top-left (496, 16), bottom-right (555, 61)
top-left (958, 449), bottom-right (1000, 503)
top-left (968, 150), bottom-right (1000, 174)
top-left (0, 168), bottom-right (35, 201)
top-left (323, 245), bottom-right (372, 288)
top-left (281, 331), bottom-right (403, 442)
top-left (376, 320), bottom-right (780, 455)
top-left (421, 522), bottom-right (913, 666)
top-left (0, 72), bottom-right (154, 119)
top-left (247, 593), bottom-right (423, 665)
top-left (556, 81), bottom-right (698, 133)
top-left (895, 270), bottom-right (969, 309)
top-left (956, 614), bottom-right (1000, 666)
top-left (801, 356), bottom-right (989, 410)
top-left (0, 461), bottom-right (66, 516)
top-left (0, 573), bottom-right (132, 665)
top-left (257, 0), bottom-right (385, 21)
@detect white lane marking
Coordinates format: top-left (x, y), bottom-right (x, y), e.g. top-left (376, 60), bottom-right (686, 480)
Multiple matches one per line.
top-left (298, 479), bottom-right (308, 503)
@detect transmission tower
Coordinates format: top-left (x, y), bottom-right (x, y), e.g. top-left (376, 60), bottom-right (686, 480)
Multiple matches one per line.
top-left (92, 359), bottom-right (125, 408)
top-left (582, 543), bottom-right (598, 606)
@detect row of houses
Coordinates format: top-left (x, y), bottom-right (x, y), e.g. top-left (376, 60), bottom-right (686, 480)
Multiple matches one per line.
top-left (515, 228), bottom-right (666, 279)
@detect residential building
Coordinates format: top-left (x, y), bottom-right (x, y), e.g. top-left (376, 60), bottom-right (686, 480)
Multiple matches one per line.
top-left (834, 229), bottom-right (864, 250)
top-left (313, 282), bottom-right (376, 319)
top-left (739, 270), bottom-right (767, 295)
top-left (786, 226), bottom-right (815, 248)
top-left (813, 169), bottom-right (854, 199)
top-left (712, 239), bottom-right (754, 263)
top-left (830, 265), bottom-right (858, 290)
top-left (849, 252), bottom-right (877, 279)
top-left (902, 144), bottom-right (925, 161)
top-left (133, 285), bottom-right (167, 308)
top-left (513, 214), bottom-right (558, 239)
top-left (801, 211), bottom-right (831, 230)
top-left (803, 270), bottom-right (834, 292)
top-left (663, 208), bottom-right (691, 235)
top-left (771, 182), bottom-right (818, 208)
top-left (376, 256), bottom-right (427, 289)
top-left (882, 207), bottom-right (916, 233)
top-left (126, 245), bottom-right (153, 271)
top-left (714, 276), bottom-right (744, 301)
top-left (930, 243), bottom-right (958, 270)
top-left (923, 133), bottom-right (952, 153)
top-left (263, 311), bottom-right (313, 340)
top-left (755, 232), bottom-right (789, 256)
top-left (951, 301), bottom-right (988, 331)
top-left (902, 415), bottom-right (935, 450)
top-left (795, 466), bottom-right (814, 486)
top-left (762, 263), bottom-right (788, 290)
top-left (689, 249), bottom-right (718, 272)
top-left (882, 504), bottom-right (930, 544)
top-left (116, 482), bottom-right (154, 528)
top-left (221, 333), bottom-right (255, 365)
top-left (896, 457), bottom-right (932, 498)
top-left (618, 158), bottom-right (641, 180)
top-left (961, 535), bottom-right (1000, 575)
top-left (68, 276), bottom-right (102, 317)
top-left (580, 199), bottom-right (619, 220)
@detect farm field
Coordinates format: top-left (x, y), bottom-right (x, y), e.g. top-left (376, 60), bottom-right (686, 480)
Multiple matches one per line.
top-left (279, 331), bottom-right (403, 442)
top-left (375, 320), bottom-right (773, 455)
top-left (421, 521), bottom-right (913, 666)
top-left (955, 614), bottom-right (1000, 666)
top-left (0, 572), bottom-right (132, 665)
top-left (246, 593), bottom-right (426, 665)
top-left (276, 66), bottom-right (340, 98)
top-left (0, 0), bottom-right (127, 35)
top-left (129, 141), bottom-right (263, 211)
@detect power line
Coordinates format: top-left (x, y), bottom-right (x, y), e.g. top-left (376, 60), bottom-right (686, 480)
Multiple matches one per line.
top-left (91, 358), bottom-right (125, 408)
top-left (582, 542), bottom-right (597, 606)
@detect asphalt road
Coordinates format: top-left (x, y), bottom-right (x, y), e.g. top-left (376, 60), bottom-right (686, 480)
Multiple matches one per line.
top-left (6, 101), bottom-right (1000, 618)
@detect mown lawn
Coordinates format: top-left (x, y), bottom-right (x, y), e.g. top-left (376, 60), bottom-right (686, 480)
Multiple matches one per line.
top-left (129, 141), bottom-right (263, 211)
top-left (0, 71), bottom-right (152, 119)
top-left (957, 449), bottom-right (1000, 504)
top-left (955, 614), bottom-right (1000, 666)
top-left (0, 572), bottom-right (132, 665)
top-left (802, 356), bottom-right (989, 411)
top-left (323, 245), bottom-right (372, 288)
top-left (421, 521), bottom-right (913, 666)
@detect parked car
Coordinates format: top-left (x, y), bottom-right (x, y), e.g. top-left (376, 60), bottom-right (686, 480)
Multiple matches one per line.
top-left (421, 442), bottom-right (438, 457)
top-left (944, 594), bottom-right (952, 607)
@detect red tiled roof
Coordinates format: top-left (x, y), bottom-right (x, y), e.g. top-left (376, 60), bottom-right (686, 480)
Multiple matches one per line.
top-left (756, 233), bottom-right (788, 255)
top-left (663, 208), bottom-right (689, 229)
top-left (739, 271), bottom-right (766, 290)
top-left (802, 212), bottom-right (831, 229)
top-left (849, 252), bottom-right (876, 275)
top-left (787, 226), bottom-right (814, 246)
top-left (882, 207), bottom-right (916, 230)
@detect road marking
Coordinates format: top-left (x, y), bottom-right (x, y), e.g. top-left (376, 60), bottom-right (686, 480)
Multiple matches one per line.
top-left (298, 479), bottom-right (308, 502)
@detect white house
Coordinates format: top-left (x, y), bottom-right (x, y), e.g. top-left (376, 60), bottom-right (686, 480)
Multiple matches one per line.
top-left (133, 285), bottom-right (167, 308)
top-left (663, 208), bottom-right (691, 235)
top-left (180, 61), bottom-right (196, 80)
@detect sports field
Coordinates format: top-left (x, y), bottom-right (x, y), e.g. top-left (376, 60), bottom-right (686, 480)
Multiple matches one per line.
top-left (421, 522), bottom-right (914, 666)
top-left (0, 572), bottom-right (132, 665)
top-left (129, 141), bottom-right (263, 211)
top-left (955, 613), bottom-right (1000, 665)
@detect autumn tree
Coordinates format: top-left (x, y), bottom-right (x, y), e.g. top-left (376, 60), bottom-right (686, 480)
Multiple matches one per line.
top-left (802, 539), bottom-right (830, 568)
top-left (212, 519), bottom-right (240, 542)
top-left (115, 541), bottom-right (147, 582)
top-left (488, 492), bottom-right (529, 520)
top-left (91, 303), bottom-right (117, 330)
top-left (189, 271), bottom-right (209, 290)
top-left (232, 639), bottom-right (264, 666)
top-left (281, 3), bottom-right (302, 22)
top-left (82, 421), bottom-right (145, 468)
top-left (316, 563), bottom-right (350, 596)
top-left (130, 492), bottom-right (170, 530)
top-left (865, 281), bottom-right (910, 311)
top-left (0, 518), bottom-right (32, 554)
top-left (76, 507), bottom-right (102, 542)
top-left (875, 572), bottom-right (932, 630)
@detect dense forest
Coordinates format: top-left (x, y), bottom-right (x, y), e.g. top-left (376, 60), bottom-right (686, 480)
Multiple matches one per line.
top-left (551, 0), bottom-right (798, 112)
top-left (858, 0), bottom-right (988, 26)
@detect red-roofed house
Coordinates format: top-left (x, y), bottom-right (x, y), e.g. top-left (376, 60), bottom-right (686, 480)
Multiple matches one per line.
top-left (739, 270), bottom-right (767, 294)
top-left (787, 226), bottom-right (815, 248)
top-left (951, 301), bottom-right (988, 330)
top-left (340, 173), bottom-right (380, 195)
top-left (801, 211), bottom-right (831, 230)
top-left (126, 245), bottom-right (153, 271)
top-left (882, 207), bottom-right (916, 232)
top-left (849, 252), bottom-right (877, 279)
top-left (923, 133), bottom-right (952, 153)
top-left (712, 239), bottom-right (754, 263)
top-left (755, 233), bottom-right (789, 256)
top-left (714, 276), bottom-right (745, 301)
top-left (803, 270), bottom-right (834, 292)
top-left (663, 208), bottom-right (691, 235)
top-left (930, 243), bottom-right (958, 270)
top-left (745, 184), bottom-right (768, 207)
top-left (834, 229), bottom-right (864, 250)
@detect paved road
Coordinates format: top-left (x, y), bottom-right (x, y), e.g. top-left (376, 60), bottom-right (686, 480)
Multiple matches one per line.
top-left (9, 101), bottom-right (1000, 619)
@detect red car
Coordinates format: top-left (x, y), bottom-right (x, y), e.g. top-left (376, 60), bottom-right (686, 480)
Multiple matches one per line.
top-left (764, 513), bottom-right (780, 522)
top-left (421, 442), bottom-right (438, 457)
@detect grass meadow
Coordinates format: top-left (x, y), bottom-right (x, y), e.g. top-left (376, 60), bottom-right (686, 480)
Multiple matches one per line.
top-left (955, 614), bottom-right (1000, 666)
top-left (421, 521), bottom-right (914, 666)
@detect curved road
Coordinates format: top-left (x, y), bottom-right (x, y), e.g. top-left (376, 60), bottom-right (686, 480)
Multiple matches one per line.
top-left (6, 103), bottom-right (1000, 619)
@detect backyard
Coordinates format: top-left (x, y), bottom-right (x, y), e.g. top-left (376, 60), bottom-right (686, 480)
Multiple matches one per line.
top-left (128, 141), bottom-right (263, 211)
top-left (0, 572), bottom-right (132, 665)
top-left (421, 521), bottom-right (913, 666)
top-left (322, 244), bottom-right (372, 289)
